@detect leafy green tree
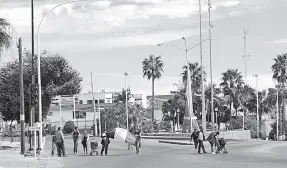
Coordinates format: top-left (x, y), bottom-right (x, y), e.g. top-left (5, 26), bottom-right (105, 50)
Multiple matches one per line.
top-left (271, 53), bottom-right (287, 135)
top-left (142, 55), bottom-right (164, 131)
top-left (114, 88), bottom-right (131, 103)
top-left (0, 50), bottom-right (83, 124)
top-left (220, 69), bottom-right (244, 120)
top-left (0, 18), bottom-right (12, 54)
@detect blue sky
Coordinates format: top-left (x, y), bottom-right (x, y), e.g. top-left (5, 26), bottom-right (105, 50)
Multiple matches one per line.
top-left (1, 0), bottom-right (287, 95)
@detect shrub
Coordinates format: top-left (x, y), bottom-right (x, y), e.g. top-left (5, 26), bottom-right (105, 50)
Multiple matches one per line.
top-left (159, 121), bottom-right (172, 132)
top-left (63, 121), bottom-right (75, 134)
top-left (228, 117), bottom-right (243, 130)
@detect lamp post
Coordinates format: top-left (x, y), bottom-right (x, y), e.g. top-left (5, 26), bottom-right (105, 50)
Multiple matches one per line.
top-left (158, 38), bottom-right (209, 133)
top-left (254, 74), bottom-right (259, 139)
top-left (36, 0), bottom-right (94, 150)
top-left (124, 72), bottom-right (129, 130)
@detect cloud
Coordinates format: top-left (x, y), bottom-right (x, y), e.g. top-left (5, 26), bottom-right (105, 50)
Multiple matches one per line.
top-left (265, 39), bottom-right (287, 44)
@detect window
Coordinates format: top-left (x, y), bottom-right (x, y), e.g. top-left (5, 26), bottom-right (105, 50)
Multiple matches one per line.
top-left (106, 99), bottom-right (111, 103)
top-left (79, 100), bottom-right (83, 104)
top-left (73, 111), bottom-right (86, 119)
top-left (87, 100), bottom-right (93, 104)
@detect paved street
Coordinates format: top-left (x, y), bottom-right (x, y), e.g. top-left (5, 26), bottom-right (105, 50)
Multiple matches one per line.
top-left (43, 136), bottom-right (287, 168)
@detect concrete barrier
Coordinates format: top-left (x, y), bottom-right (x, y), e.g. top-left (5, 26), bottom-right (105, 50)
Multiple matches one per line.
top-left (142, 130), bottom-right (251, 140)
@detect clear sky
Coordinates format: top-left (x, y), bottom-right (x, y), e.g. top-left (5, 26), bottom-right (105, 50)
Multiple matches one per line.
top-left (1, 0), bottom-right (287, 95)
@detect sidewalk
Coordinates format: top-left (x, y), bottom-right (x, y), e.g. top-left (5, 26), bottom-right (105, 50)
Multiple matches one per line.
top-left (0, 141), bottom-right (64, 168)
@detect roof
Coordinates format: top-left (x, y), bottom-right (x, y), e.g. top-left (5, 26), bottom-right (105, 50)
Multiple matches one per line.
top-left (49, 103), bottom-right (117, 111)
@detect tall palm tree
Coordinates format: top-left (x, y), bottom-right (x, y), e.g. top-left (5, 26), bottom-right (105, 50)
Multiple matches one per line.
top-left (271, 53), bottom-right (287, 136)
top-left (142, 55), bottom-right (164, 131)
top-left (220, 69), bottom-right (244, 120)
top-left (0, 18), bottom-right (12, 55)
top-left (181, 62), bottom-right (206, 92)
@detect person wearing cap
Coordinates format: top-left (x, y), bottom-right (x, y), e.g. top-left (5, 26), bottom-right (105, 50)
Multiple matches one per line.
top-left (100, 133), bottom-right (110, 156)
top-left (191, 128), bottom-right (199, 149)
top-left (207, 131), bottom-right (220, 154)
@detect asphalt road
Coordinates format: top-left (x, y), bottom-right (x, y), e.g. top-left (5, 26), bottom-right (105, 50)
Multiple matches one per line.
top-left (43, 136), bottom-right (287, 168)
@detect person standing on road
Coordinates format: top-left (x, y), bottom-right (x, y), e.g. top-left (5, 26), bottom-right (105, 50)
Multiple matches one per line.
top-left (128, 125), bottom-right (135, 150)
top-left (134, 125), bottom-right (141, 155)
top-left (191, 128), bottom-right (199, 149)
top-left (55, 127), bottom-right (66, 157)
top-left (42, 124), bottom-right (47, 150)
top-left (197, 127), bottom-right (206, 154)
top-left (100, 133), bottom-right (110, 156)
top-left (81, 130), bottom-right (89, 154)
top-left (72, 127), bottom-right (80, 154)
top-left (51, 126), bottom-right (57, 156)
top-left (207, 131), bottom-right (220, 154)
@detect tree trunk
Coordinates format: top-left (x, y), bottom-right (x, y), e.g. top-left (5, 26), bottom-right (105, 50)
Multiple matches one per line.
top-left (151, 74), bottom-right (155, 133)
top-left (10, 121), bottom-right (13, 142)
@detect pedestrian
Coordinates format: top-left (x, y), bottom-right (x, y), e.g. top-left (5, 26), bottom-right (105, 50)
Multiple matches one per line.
top-left (197, 126), bottom-right (206, 154)
top-left (42, 124), bottom-right (47, 150)
top-left (51, 126), bottom-right (57, 156)
top-left (72, 127), bottom-right (80, 154)
top-left (134, 125), bottom-right (141, 155)
top-left (191, 128), bottom-right (199, 149)
top-left (207, 131), bottom-right (220, 154)
top-left (81, 130), bottom-right (89, 154)
top-left (55, 127), bottom-right (66, 157)
top-left (128, 125), bottom-right (135, 150)
top-left (100, 133), bottom-right (110, 156)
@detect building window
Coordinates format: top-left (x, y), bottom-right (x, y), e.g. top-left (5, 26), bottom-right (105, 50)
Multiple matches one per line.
top-left (73, 111), bottom-right (86, 119)
top-left (87, 100), bottom-right (92, 104)
top-left (106, 99), bottom-right (111, 103)
top-left (79, 100), bottom-right (83, 104)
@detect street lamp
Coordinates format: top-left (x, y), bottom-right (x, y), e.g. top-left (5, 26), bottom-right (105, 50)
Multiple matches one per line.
top-left (158, 38), bottom-right (209, 133)
top-left (36, 0), bottom-right (94, 150)
top-left (124, 72), bottom-right (129, 130)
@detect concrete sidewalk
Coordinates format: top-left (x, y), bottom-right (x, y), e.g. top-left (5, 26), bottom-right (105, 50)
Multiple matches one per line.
top-left (0, 141), bottom-right (64, 168)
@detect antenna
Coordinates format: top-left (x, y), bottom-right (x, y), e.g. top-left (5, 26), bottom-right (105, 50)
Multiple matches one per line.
top-left (242, 27), bottom-right (249, 83)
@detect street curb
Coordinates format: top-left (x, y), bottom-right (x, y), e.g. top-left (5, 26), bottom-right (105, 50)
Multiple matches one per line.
top-left (159, 140), bottom-right (193, 145)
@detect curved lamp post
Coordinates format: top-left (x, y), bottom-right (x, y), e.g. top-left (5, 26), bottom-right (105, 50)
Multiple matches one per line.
top-left (37, 0), bottom-right (91, 150)
top-left (158, 38), bottom-right (209, 132)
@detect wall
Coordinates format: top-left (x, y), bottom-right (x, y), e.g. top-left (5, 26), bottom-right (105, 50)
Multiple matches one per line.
top-left (142, 130), bottom-right (251, 140)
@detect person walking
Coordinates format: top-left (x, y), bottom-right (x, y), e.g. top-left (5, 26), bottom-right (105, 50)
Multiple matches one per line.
top-left (100, 133), bottom-right (110, 156)
top-left (134, 125), bottom-right (141, 155)
top-left (81, 130), bottom-right (89, 154)
top-left (207, 131), bottom-right (220, 154)
top-left (55, 127), bottom-right (66, 157)
top-left (51, 126), bottom-right (57, 156)
top-left (42, 124), bottom-right (47, 151)
top-left (197, 127), bottom-right (206, 154)
top-left (72, 127), bottom-right (80, 154)
top-left (128, 125), bottom-right (135, 150)
top-left (191, 128), bottom-right (199, 149)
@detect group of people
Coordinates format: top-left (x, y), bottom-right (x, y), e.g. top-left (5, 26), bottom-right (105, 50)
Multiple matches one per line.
top-left (190, 126), bottom-right (220, 154)
top-left (50, 126), bottom-right (112, 157)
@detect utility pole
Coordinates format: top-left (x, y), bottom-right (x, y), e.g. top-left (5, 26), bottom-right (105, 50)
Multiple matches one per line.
top-left (208, 0), bottom-right (214, 132)
top-left (97, 90), bottom-right (101, 135)
top-left (242, 28), bottom-right (249, 83)
top-left (29, 0), bottom-right (35, 152)
top-left (90, 72), bottom-right (97, 136)
top-left (59, 96), bottom-right (62, 128)
top-left (199, 0), bottom-right (206, 134)
top-left (124, 72), bottom-right (129, 130)
top-left (255, 74), bottom-right (259, 139)
top-left (18, 38), bottom-right (25, 155)
top-left (276, 88), bottom-right (279, 141)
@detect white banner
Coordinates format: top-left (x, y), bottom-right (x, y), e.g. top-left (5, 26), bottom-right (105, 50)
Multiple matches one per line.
top-left (114, 128), bottom-right (128, 141)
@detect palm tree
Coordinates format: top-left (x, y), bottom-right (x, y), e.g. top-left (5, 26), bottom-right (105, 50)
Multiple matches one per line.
top-left (271, 53), bottom-right (287, 136)
top-left (220, 69), bottom-right (244, 120)
top-left (142, 55), bottom-right (164, 131)
top-left (181, 62), bottom-right (206, 92)
top-left (0, 18), bottom-right (12, 55)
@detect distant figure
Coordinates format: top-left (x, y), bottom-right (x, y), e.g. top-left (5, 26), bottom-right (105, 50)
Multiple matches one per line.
top-left (81, 130), bottom-right (89, 154)
top-left (51, 126), bottom-right (57, 156)
top-left (55, 127), bottom-right (66, 157)
top-left (100, 133), bottom-right (110, 156)
top-left (134, 126), bottom-right (141, 155)
top-left (191, 128), bottom-right (199, 149)
top-left (72, 127), bottom-right (80, 154)
top-left (128, 126), bottom-right (136, 150)
top-left (207, 131), bottom-right (220, 154)
top-left (42, 124), bottom-right (47, 150)
top-left (197, 127), bottom-right (206, 154)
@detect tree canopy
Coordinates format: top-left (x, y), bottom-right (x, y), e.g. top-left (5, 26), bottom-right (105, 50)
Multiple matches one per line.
top-left (0, 50), bottom-right (82, 123)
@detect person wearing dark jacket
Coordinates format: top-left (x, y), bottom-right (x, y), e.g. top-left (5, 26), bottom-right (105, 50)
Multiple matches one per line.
top-left (55, 127), bottom-right (66, 157)
top-left (191, 128), bottom-right (199, 149)
top-left (197, 127), bottom-right (207, 154)
top-left (51, 126), bottom-right (57, 156)
top-left (207, 131), bottom-right (220, 154)
top-left (100, 133), bottom-right (110, 156)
